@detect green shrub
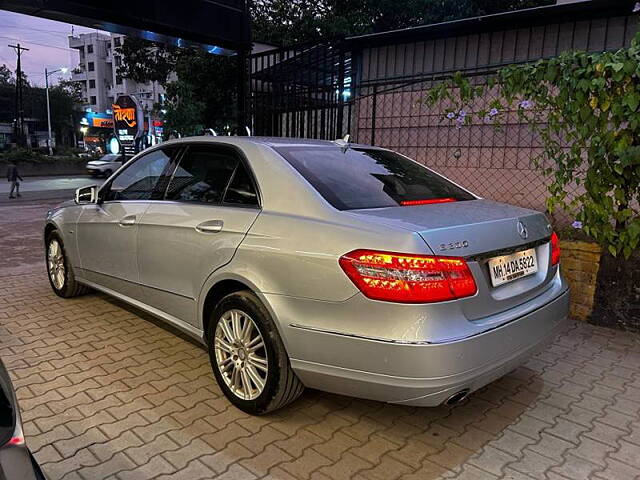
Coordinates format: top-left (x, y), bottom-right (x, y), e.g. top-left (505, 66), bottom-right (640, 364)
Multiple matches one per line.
top-left (424, 34), bottom-right (640, 259)
top-left (0, 148), bottom-right (87, 165)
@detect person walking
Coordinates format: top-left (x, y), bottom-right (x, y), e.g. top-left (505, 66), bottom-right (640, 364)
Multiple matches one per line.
top-left (6, 161), bottom-right (23, 199)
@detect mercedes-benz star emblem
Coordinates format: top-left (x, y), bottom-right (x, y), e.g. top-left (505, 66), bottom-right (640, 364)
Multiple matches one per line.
top-left (517, 221), bottom-right (528, 240)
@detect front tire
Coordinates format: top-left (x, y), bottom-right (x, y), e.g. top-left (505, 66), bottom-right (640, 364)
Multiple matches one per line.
top-left (207, 291), bottom-right (304, 415)
top-left (46, 231), bottom-right (89, 298)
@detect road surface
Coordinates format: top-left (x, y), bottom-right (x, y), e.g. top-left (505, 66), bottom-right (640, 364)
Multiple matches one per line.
top-left (0, 175), bottom-right (100, 204)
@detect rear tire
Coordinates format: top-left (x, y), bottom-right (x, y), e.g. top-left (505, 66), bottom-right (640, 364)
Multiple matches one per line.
top-left (207, 290), bottom-right (304, 415)
top-left (46, 230), bottom-right (90, 298)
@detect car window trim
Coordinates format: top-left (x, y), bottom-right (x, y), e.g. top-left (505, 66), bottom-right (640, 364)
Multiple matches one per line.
top-left (159, 145), bottom-right (187, 200)
top-left (122, 198), bottom-right (261, 210)
top-left (168, 142), bottom-right (262, 208)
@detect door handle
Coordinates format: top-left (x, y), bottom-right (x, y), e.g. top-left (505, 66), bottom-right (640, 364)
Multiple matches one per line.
top-left (196, 220), bottom-right (224, 233)
top-left (119, 215), bottom-right (137, 226)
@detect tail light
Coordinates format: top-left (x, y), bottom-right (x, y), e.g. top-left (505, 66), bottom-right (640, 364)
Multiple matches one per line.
top-left (400, 198), bottom-right (457, 206)
top-left (551, 232), bottom-right (561, 266)
top-left (339, 249), bottom-right (477, 303)
top-left (6, 436), bottom-right (24, 446)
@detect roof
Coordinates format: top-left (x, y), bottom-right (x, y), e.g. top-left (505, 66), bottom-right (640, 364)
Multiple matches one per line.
top-left (163, 136), bottom-right (375, 149)
top-left (346, 0), bottom-right (637, 47)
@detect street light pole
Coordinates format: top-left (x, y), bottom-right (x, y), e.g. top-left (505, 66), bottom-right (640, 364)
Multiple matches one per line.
top-left (44, 67), bottom-right (68, 156)
top-left (45, 67), bottom-right (53, 155)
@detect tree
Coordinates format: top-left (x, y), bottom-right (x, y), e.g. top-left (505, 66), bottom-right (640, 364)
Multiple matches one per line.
top-left (116, 37), bottom-right (177, 85)
top-left (47, 82), bottom-right (82, 145)
top-left (163, 49), bottom-right (240, 135)
top-left (116, 0), bottom-right (553, 135)
top-left (162, 79), bottom-right (206, 136)
top-left (251, 0), bottom-right (554, 44)
top-left (0, 72), bottom-right (79, 147)
top-left (251, 0), bottom-right (330, 45)
top-left (424, 35), bottom-right (640, 259)
top-left (0, 64), bottom-right (13, 85)
top-left (56, 79), bottom-right (83, 104)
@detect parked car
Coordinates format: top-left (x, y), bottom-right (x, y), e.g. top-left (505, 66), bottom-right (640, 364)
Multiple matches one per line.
top-left (0, 358), bottom-right (47, 479)
top-left (85, 154), bottom-right (122, 178)
top-left (44, 137), bottom-right (569, 415)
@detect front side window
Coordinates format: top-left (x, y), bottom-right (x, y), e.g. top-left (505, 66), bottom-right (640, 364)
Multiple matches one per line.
top-left (167, 145), bottom-right (241, 204)
top-left (104, 148), bottom-right (176, 201)
top-left (274, 146), bottom-right (475, 210)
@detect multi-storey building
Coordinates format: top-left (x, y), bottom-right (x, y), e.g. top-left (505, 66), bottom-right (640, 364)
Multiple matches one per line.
top-left (68, 32), bottom-right (167, 116)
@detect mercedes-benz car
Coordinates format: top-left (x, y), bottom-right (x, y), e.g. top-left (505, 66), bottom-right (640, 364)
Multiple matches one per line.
top-left (44, 137), bottom-right (569, 415)
top-left (1, 358), bottom-right (47, 479)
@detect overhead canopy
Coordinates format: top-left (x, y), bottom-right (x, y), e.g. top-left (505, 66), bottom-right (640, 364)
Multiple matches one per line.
top-left (1, 0), bottom-right (250, 54)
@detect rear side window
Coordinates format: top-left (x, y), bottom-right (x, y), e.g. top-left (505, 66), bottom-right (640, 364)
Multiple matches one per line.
top-left (223, 163), bottom-right (259, 206)
top-left (274, 146), bottom-right (475, 210)
top-left (167, 145), bottom-right (253, 205)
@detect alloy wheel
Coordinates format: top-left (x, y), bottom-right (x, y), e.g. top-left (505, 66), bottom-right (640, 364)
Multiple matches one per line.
top-left (214, 309), bottom-right (268, 400)
top-left (47, 239), bottom-right (66, 290)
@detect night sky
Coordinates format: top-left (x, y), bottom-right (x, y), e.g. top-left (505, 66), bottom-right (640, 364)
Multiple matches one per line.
top-left (0, 10), bottom-right (106, 87)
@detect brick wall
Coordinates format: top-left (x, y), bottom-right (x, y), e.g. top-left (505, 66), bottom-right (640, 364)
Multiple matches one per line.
top-left (560, 240), bottom-right (601, 322)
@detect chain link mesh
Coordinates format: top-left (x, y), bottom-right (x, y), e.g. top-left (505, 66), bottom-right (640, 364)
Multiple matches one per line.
top-left (352, 79), bottom-right (579, 226)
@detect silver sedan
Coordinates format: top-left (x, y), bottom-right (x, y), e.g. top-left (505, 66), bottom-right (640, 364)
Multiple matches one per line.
top-left (44, 137), bottom-right (569, 415)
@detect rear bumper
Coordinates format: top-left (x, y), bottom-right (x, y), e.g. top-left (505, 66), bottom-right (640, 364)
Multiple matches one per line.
top-left (286, 288), bottom-right (569, 406)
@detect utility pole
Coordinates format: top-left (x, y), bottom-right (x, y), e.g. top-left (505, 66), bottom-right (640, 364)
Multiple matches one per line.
top-left (9, 43), bottom-right (29, 147)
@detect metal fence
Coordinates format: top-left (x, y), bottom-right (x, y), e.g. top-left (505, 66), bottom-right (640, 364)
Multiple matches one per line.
top-left (248, 3), bottom-right (639, 224)
top-left (352, 77), bottom-right (558, 213)
top-left (249, 40), bottom-right (352, 140)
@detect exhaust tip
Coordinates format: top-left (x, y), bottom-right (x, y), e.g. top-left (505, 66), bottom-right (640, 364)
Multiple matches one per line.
top-left (444, 388), bottom-right (470, 406)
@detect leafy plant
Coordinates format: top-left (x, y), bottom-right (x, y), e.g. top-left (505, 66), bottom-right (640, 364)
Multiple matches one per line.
top-left (424, 34), bottom-right (640, 259)
top-left (0, 148), bottom-right (85, 164)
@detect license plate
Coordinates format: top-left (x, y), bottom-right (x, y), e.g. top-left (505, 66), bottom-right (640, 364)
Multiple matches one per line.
top-left (488, 248), bottom-right (538, 287)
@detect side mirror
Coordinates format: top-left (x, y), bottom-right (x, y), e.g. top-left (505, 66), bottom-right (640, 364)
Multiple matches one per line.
top-left (75, 185), bottom-right (98, 205)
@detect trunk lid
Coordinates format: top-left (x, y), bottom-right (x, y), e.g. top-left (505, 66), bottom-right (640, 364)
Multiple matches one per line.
top-left (347, 199), bottom-right (556, 321)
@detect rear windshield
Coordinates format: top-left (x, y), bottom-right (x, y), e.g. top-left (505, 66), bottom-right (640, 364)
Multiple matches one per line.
top-left (274, 146), bottom-right (475, 210)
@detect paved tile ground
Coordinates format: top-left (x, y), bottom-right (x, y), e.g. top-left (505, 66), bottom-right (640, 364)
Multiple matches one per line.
top-left (1, 201), bottom-right (640, 480)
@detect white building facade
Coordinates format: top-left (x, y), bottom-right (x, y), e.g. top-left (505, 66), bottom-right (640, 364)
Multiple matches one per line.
top-left (68, 32), bottom-right (167, 116)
